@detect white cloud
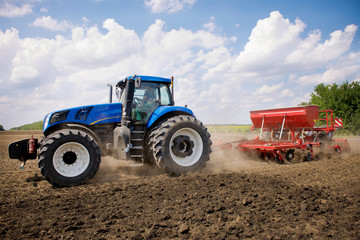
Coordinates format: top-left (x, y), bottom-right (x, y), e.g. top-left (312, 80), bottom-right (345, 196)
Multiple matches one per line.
top-left (32, 16), bottom-right (72, 31)
top-left (0, 12), bottom-right (359, 129)
top-left (202, 11), bottom-right (358, 88)
top-left (296, 64), bottom-right (360, 86)
top-left (292, 92), bottom-right (311, 105)
top-left (195, 47), bottom-right (231, 67)
top-left (255, 82), bottom-right (283, 95)
top-left (0, 28), bottom-right (20, 82)
top-left (236, 11), bottom-right (307, 68)
top-left (286, 24), bottom-right (357, 66)
top-left (202, 11), bottom-right (310, 81)
top-left (9, 36), bottom-right (58, 85)
top-left (40, 7), bottom-right (47, 13)
top-left (11, 65), bottom-right (39, 82)
top-left (53, 19), bottom-right (142, 72)
top-left (280, 89), bottom-right (294, 97)
top-left (145, 0), bottom-right (196, 13)
top-left (82, 16), bottom-right (90, 26)
top-left (203, 16), bottom-right (216, 32)
top-left (0, 2), bottom-right (33, 17)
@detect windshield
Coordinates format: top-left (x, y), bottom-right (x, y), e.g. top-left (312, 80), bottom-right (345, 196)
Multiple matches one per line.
top-left (134, 82), bottom-right (159, 102)
top-left (117, 81), bottom-right (172, 106)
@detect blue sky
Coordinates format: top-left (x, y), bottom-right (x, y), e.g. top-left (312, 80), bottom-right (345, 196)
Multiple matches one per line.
top-left (0, 0), bottom-right (359, 129)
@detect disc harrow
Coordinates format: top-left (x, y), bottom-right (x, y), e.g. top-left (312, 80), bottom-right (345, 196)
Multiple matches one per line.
top-left (220, 105), bottom-right (350, 163)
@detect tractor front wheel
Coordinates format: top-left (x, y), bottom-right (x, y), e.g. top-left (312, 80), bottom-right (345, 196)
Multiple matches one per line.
top-left (38, 129), bottom-right (101, 187)
top-left (152, 115), bottom-right (212, 175)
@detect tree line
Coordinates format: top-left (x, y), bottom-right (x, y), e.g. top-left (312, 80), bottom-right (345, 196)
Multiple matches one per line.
top-left (300, 81), bottom-right (360, 135)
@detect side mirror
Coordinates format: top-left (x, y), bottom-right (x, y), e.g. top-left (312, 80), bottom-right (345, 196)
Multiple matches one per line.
top-left (135, 77), bottom-right (141, 88)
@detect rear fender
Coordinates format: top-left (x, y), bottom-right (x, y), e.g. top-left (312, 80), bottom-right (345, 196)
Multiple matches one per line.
top-left (147, 106), bottom-right (194, 128)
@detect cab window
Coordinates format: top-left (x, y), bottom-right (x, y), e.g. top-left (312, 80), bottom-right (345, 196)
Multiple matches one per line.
top-left (159, 84), bottom-right (172, 105)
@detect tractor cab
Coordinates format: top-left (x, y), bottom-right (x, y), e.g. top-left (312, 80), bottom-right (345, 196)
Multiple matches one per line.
top-left (116, 75), bottom-right (174, 124)
top-left (113, 75), bottom-right (179, 162)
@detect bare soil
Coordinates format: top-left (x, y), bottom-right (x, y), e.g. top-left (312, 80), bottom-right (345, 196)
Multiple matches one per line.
top-left (0, 130), bottom-right (359, 239)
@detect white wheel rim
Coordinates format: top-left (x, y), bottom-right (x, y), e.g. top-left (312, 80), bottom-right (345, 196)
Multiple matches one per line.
top-left (53, 142), bottom-right (90, 177)
top-left (169, 128), bottom-right (203, 167)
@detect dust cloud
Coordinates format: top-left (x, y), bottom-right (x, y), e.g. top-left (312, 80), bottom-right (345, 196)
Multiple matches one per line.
top-left (205, 149), bottom-right (255, 173)
top-left (89, 156), bottom-right (163, 184)
top-left (204, 132), bottom-right (268, 174)
top-left (92, 132), bottom-right (265, 183)
top-left (344, 136), bottom-right (360, 154)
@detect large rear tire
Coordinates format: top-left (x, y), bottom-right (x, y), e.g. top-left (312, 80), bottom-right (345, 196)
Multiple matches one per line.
top-left (152, 115), bottom-right (212, 175)
top-left (143, 126), bottom-right (159, 165)
top-left (38, 129), bottom-right (101, 187)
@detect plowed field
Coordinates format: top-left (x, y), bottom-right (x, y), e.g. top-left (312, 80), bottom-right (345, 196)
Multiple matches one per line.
top-left (1, 131), bottom-right (359, 239)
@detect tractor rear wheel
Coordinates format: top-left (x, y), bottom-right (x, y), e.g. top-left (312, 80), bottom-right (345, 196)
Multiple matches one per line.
top-left (38, 129), bottom-right (101, 187)
top-left (152, 115), bottom-right (212, 175)
top-left (143, 126), bottom-right (159, 165)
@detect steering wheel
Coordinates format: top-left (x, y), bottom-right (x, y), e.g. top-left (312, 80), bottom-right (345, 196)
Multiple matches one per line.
top-left (133, 97), bottom-right (145, 108)
top-left (134, 97), bottom-right (141, 105)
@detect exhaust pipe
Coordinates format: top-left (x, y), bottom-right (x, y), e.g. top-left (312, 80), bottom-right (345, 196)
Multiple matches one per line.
top-left (107, 83), bottom-right (113, 103)
top-left (171, 76), bottom-right (174, 104)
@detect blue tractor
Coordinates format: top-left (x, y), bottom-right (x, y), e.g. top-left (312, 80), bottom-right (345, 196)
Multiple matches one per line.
top-left (8, 75), bottom-right (212, 187)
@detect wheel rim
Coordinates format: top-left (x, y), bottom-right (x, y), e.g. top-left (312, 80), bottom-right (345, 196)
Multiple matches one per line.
top-left (286, 150), bottom-right (294, 161)
top-left (53, 142), bottom-right (90, 177)
top-left (169, 128), bottom-right (203, 167)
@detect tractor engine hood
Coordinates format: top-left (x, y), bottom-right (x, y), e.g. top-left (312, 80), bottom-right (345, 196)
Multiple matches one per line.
top-left (43, 103), bottom-right (122, 133)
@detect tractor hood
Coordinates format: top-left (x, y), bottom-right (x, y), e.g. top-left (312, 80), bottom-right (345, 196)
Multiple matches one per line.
top-left (43, 103), bottom-right (122, 132)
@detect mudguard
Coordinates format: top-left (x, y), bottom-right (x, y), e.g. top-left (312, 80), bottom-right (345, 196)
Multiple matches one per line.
top-left (147, 106), bottom-right (194, 128)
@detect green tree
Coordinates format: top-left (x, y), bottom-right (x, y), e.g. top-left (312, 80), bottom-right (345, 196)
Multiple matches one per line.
top-left (0, 124), bottom-right (4, 131)
top-left (304, 81), bottom-right (360, 134)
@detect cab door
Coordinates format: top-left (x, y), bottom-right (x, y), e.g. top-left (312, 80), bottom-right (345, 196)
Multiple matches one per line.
top-left (132, 82), bottom-right (159, 124)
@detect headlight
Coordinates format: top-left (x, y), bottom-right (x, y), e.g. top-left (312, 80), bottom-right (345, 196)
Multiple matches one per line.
top-left (43, 113), bottom-right (51, 131)
top-left (49, 110), bottom-right (70, 124)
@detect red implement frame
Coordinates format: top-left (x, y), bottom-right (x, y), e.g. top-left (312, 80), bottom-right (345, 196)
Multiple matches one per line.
top-left (221, 106), bottom-right (350, 163)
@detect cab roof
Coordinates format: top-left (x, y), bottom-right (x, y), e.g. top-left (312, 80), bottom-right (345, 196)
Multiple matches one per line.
top-left (116, 75), bottom-right (171, 88)
top-left (133, 75), bottom-right (171, 83)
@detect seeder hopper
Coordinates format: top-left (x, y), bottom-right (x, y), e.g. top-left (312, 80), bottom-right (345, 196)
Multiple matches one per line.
top-left (221, 105), bottom-right (350, 163)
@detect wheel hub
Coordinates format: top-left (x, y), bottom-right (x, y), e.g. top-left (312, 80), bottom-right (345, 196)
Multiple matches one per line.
top-left (171, 135), bottom-right (194, 158)
top-left (63, 151), bottom-right (77, 165)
